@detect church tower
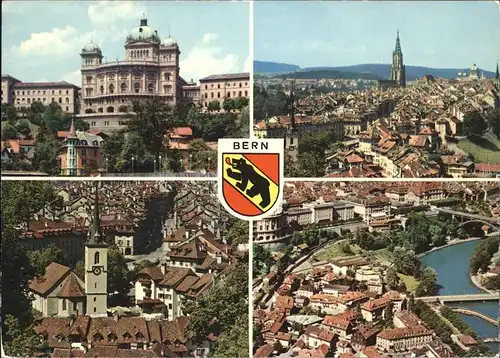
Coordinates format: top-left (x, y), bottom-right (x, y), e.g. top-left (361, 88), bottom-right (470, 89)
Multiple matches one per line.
top-left (65, 117), bottom-right (78, 176)
top-left (391, 30), bottom-right (406, 87)
top-left (85, 184), bottom-right (108, 317)
top-left (285, 82), bottom-right (299, 160)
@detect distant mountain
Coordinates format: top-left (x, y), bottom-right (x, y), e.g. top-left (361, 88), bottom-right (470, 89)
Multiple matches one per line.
top-left (255, 61), bottom-right (497, 79)
top-left (273, 69), bottom-right (382, 81)
top-left (254, 60), bottom-right (300, 74)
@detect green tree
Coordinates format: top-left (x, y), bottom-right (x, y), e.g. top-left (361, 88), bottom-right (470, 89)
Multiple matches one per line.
top-left (74, 260), bottom-right (85, 280)
top-left (107, 247), bottom-right (132, 306)
top-left (487, 109), bottom-right (500, 139)
top-left (2, 122), bottom-right (18, 139)
top-left (415, 267), bottom-right (438, 297)
top-left (182, 262), bottom-right (248, 343)
top-left (470, 236), bottom-right (500, 274)
top-left (223, 99), bottom-right (235, 112)
top-left (463, 110), bottom-right (487, 137)
top-left (102, 131), bottom-right (125, 172)
top-left (212, 316), bottom-right (249, 357)
top-left (2, 104), bottom-right (18, 122)
top-left (27, 244), bottom-right (68, 277)
top-left (234, 106), bottom-right (250, 138)
top-left (208, 100), bottom-right (221, 112)
top-left (32, 133), bottom-right (60, 174)
top-left (2, 315), bottom-right (47, 357)
top-left (225, 219), bottom-right (249, 247)
top-left (234, 96), bottom-right (249, 109)
top-left (121, 132), bottom-right (154, 172)
top-left (253, 245), bottom-right (272, 277)
top-left (126, 97), bottom-right (174, 160)
top-left (296, 151), bottom-right (325, 177)
top-left (16, 119), bottom-right (32, 138)
top-left (385, 267), bottom-right (400, 290)
top-left (166, 149), bottom-right (184, 172)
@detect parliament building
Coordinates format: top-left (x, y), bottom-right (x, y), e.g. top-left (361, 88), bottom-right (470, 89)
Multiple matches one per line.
top-left (78, 16), bottom-right (249, 131)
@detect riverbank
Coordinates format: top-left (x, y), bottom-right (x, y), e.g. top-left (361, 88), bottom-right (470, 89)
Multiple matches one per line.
top-left (470, 274), bottom-right (496, 294)
top-left (416, 237), bottom-right (482, 259)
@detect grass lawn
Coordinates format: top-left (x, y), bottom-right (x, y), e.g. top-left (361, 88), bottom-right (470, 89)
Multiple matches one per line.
top-left (398, 273), bottom-right (420, 292)
top-left (457, 132), bottom-right (500, 164)
top-left (312, 241), bottom-right (361, 262)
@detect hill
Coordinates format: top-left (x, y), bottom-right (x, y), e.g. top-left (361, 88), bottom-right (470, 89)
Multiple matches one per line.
top-left (255, 61), bottom-right (496, 79)
top-left (273, 69), bottom-right (382, 81)
top-left (254, 60), bottom-right (300, 74)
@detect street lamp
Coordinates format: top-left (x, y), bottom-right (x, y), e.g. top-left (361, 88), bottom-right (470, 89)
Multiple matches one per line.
top-left (158, 155), bottom-right (162, 173)
top-left (189, 154), bottom-right (193, 171)
top-left (179, 157), bottom-right (183, 172)
top-left (105, 158), bottom-right (108, 173)
top-left (131, 156), bottom-right (135, 174)
top-left (153, 159), bottom-right (156, 174)
top-left (207, 157), bottom-right (211, 171)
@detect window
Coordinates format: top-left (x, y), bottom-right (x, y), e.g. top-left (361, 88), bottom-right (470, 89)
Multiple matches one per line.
top-left (121, 83), bottom-right (127, 93)
top-left (95, 282), bottom-right (97, 289)
top-left (66, 106), bottom-right (69, 111)
top-left (62, 299), bottom-right (67, 310)
top-left (94, 251), bottom-right (100, 264)
top-left (217, 92), bottom-right (220, 98)
top-left (94, 297), bottom-right (96, 302)
top-left (100, 86), bottom-right (104, 94)
top-left (59, 90), bottom-right (62, 95)
top-left (59, 98), bottom-right (62, 103)
top-left (134, 83), bottom-right (140, 93)
top-left (73, 301), bottom-right (77, 311)
top-left (94, 307), bottom-right (97, 313)
top-left (66, 90), bottom-right (69, 94)
top-left (109, 84), bottom-right (114, 94)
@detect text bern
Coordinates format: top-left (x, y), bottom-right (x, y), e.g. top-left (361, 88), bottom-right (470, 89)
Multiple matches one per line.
top-left (232, 141), bottom-right (269, 150)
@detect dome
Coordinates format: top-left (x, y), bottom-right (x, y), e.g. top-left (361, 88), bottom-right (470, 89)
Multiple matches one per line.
top-left (162, 36), bottom-right (177, 47)
top-left (82, 40), bottom-right (101, 53)
top-left (126, 17), bottom-right (160, 44)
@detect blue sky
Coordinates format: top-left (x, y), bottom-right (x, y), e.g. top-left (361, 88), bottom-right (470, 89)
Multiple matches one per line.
top-left (2, 1), bottom-right (250, 85)
top-left (255, 1), bottom-right (500, 71)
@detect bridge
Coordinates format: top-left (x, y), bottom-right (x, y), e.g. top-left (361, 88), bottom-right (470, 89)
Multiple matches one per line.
top-left (449, 307), bottom-right (499, 326)
top-left (434, 208), bottom-right (499, 225)
top-left (483, 338), bottom-right (500, 343)
top-left (417, 293), bottom-right (499, 303)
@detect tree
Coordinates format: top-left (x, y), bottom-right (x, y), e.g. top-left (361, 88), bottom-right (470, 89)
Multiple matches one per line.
top-left (182, 262), bottom-right (248, 343)
top-left (121, 132), bottom-right (154, 172)
top-left (225, 219), bottom-right (249, 247)
top-left (166, 149), bottom-right (184, 172)
top-left (296, 151), bottom-right (325, 177)
top-left (415, 267), bottom-right (438, 297)
top-left (207, 100), bottom-right (221, 112)
top-left (393, 247), bottom-right (420, 276)
top-left (234, 96), bottom-right (249, 109)
top-left (2, 104), bottom-right (18, 122)
top-left (102, 131), bottom-right (125, 172)
top-left (107, 247), bottom-right (132, 306)
top-left (470, 236), bottom-right (500, 274)
top-left (487, 109), bottom-right (500, 139)
top-left (253, 245), bottom-right (272, 277)
top-left (2, 315), bottom-right (47, 357)
top-left (212, 316), bottom-right (249, 357)
top-left (27, 244), bottom-right (68, 277)
top-left (234, 106), bottom-right (250, 138)
top-left (126, 97), bottom-right (174, 160)
top-left (408, 293), bottom-right (415, 312)
top-left (16, 119), bottom-right (32, 138)
top-left (463, 110), bottom-right (487, 137)
top-left (2, 122), bottom-right (18, 139)
top-left (74, 260), bottom-right (85, 280)
top-left (223, 99), bottom-right (235, 112)
top-left (385, 267), bottom-right (399, 290)
top-left (32, 133), bottom-right (60, 174)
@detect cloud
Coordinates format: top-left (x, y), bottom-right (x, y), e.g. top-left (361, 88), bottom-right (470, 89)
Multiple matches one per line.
top-left (17, 26), bottom-right (93, 57)
top-left (180, 34), bottom-right (246, 81)
top-left (243, 56), bottom-right (251, 72)
top-left (202, 33), bottom-right (219, 44)
top-left (88, 1), bottom-right (146, 25)
top-left (62, 69), bottom-right (82, 86)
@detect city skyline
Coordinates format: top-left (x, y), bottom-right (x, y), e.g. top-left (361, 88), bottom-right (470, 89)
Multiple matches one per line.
top-left (255, 1), bottom-right (500, 72)
top-left (1, 1), bottom-right (250, 85)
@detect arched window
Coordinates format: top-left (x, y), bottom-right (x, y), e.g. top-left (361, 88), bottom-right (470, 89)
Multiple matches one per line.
top-left (238, 91), bottom-right (242, 97)
top-left (109, 84), bottom-right (114, 94)
top-left (118, 105), bottom-right (128, 113)
top-left (106, 106), bottom-right (114, 113)
top-left (134, 83), bottom-right (140, 93)
top-left (85, 108), bottom-right (94, 114)
top-left (147, 83), bottom-right (154, 93)
top-left (98, 107), bottom-right (103, 113)
top-left (62, 299), bottom-right (67, 310)
top-left (94, 251), bottom-right (100, 264)
top-left (121, 83), bottom-right (127, 93)
top-left (100, 86), bottom-right (104, 94)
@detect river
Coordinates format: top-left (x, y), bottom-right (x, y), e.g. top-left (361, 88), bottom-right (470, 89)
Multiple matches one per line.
top-left (419, 240), bottom-right (499, 353)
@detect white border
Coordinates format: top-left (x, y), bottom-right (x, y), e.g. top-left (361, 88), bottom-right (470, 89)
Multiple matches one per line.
top-left (249, 0), bottom-right (255, 139)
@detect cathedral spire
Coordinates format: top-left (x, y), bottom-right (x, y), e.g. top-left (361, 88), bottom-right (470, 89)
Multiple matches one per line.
top-left (88, 183), bottom-right (104, 245)
top-left (289, 81), bottom-right (296, 131)
top-left (394, 30), bottom-right (402, 53)
top-left (68, 116), bottom-right (77, 138)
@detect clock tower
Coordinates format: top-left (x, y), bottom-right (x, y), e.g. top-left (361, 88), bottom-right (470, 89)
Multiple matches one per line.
top-left (85, 184), bottom-right (108, 317)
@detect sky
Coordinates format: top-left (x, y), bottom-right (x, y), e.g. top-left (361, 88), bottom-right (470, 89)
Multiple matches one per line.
top-left (1, 1), bottom-right (250, 85)
top-left (255, 1), bottom-right (500, 72)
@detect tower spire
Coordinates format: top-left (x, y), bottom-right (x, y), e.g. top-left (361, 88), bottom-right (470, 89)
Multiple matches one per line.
top-left (68, 116), bottom-right (77, 138)
top-left (394, 29), bottom-right (401, 53)
top-left (496, 61), bottom-right (499, 79)
top-left (289, 81), bottom-right (296, 131)
top-left (88, 183), bottom-right (103, 245)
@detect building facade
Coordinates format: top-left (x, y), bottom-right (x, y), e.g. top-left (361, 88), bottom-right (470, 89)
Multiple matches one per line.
top-left (199, 73), bottom-right (250, 108)
top-left (1, 75), bottom-right (80, 114)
